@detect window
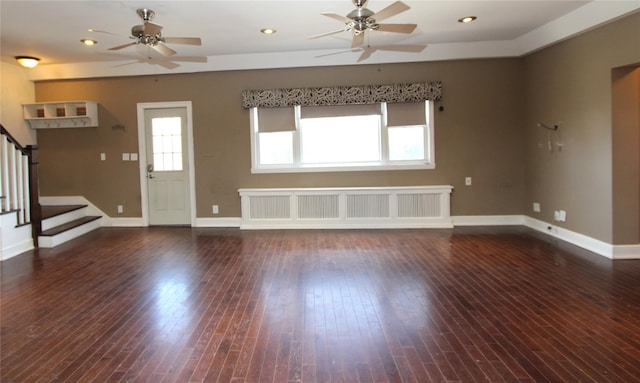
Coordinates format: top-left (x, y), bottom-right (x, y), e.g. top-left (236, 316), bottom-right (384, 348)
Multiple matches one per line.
top-left (151, 117), bottom-right (183, 171)
top-left (250, 101), bottom-right (434, 173)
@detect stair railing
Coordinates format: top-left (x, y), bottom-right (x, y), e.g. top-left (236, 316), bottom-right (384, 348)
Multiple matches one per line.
top-left (1, 124), bottom-right (41, 245)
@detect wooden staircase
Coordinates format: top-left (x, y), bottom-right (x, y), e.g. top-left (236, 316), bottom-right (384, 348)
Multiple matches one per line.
top-left (39, 205), bottom-right (102, 248)
top-left (2, 124), bottom-right (103, 258)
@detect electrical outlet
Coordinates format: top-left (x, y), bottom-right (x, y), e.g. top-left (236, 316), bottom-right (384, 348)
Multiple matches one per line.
top-left (533, 202), bottom-right (541, 212)
top-left (559, 210), bottom-right (566, 222)
top-left (212, 205), bottom-right (219, 214)
top-left (554, 210), bottom-right (567, 222)
top-left (117, 205), bottom-right (123, 214)
top-left (465, 177), bottom-right (472, 186)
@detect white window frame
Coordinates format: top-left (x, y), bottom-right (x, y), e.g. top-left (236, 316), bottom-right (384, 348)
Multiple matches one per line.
top-left (250, 101), bottom-right (435, 173)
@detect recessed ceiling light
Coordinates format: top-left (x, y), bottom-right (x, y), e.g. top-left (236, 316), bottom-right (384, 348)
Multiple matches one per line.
top-left (81, 39), bottom-right (98, 46)
top-left (458, 16), bottom-right (477, 23)
top-left (261, 28), bottom-right (277, 35)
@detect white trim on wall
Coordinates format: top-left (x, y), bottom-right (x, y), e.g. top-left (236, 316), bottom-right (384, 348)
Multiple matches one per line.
top-left (195, 218), bottom-right (243, 228)
top-left (18, 199), bottom-right (640, 261)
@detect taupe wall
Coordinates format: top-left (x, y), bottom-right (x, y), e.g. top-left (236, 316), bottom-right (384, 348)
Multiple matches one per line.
top-left (34, 58), bottom-right (525, 218)
top-left (1, 61), bottom-right (37, 145)
top-left (524, 12), bottom-right (640, 244)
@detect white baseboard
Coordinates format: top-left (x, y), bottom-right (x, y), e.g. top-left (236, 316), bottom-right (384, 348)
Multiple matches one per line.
top-left (109, 217), bottom-right (145, 227)
top-left (613, 244), bottom-right (640, 260)
top-left (30, 203), bottom-right (640, 260)
top-left (195, 217), bottom-right (242, 228)
top-left (522, 216), bottom-right (638, 260)
top-left (1, 212), bottom-right (34, 261)
top-left (1, 238), bottom-right (34, 261)
top-left (453, 215), bottom-right (525, 226)
top-left (452, 215), bottom-right (639, 260)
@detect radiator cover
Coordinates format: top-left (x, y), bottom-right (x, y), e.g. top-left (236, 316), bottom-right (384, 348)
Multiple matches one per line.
top-left (238, 186), bottom-right (453, 229)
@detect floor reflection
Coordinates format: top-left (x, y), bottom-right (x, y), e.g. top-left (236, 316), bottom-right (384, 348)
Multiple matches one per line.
top-left (154, 279), bottom-right (193, 341)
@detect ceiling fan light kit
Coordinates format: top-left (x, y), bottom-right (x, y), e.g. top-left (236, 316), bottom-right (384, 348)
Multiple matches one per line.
top-left (310, 0), bottom-right (423, 61)
top-left (310, 1), bottom-right (418, 52)
top-left (98, 8), bottom-right (202, 66)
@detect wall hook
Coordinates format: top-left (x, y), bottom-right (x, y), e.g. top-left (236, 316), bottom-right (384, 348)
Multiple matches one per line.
top-left (537, 122), bottom-right (558, 131)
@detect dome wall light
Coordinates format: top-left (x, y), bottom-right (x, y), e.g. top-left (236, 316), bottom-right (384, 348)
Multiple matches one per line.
top-left (81, 39), bottom-right (98, 46)
top-left (458, 16), bottom-right (477, 23)
top-left (15, 56), bottom-right (40, 68)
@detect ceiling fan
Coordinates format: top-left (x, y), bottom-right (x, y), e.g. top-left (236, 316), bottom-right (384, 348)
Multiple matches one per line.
top-left (309, 0), bottom-right (417, 48)
top-left (101, 8), bottom-right (202, 58)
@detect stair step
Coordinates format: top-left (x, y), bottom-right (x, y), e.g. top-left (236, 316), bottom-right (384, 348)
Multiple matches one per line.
top-left (40, 216), bottom-right (102, 237)
top-left (41, 204), bottom-right (87, 220)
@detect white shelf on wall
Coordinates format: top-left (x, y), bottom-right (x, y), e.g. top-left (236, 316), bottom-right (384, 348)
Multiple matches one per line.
top-left (23, 101), bottom-right (98, 129)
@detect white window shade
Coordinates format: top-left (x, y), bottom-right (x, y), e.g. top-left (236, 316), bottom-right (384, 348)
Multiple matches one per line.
top-left (301, 104), bottom-right (381, 119)
top-left (386, 102), bottom-right (426, 126)
top-left (257, 107), bottom-right (296, 132)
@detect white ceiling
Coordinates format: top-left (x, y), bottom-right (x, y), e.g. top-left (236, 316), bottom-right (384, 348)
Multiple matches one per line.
top-left (1, 0), bottom-right (638, 80)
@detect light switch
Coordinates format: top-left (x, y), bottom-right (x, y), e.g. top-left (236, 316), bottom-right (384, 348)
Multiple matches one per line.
top-left (130, 153), bottom-right (138, 161)
top-left (100, 153), bottom-right (106, 161)
top-left (122, 153), bottom-right (130, 161)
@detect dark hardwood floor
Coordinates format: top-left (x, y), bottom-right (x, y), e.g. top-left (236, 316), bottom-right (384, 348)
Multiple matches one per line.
top-left (1, 226), bottom-right (639, 382)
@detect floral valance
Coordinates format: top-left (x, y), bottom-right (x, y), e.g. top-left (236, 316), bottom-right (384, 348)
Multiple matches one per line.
top-left (241, 81), bottom-right (442, 109)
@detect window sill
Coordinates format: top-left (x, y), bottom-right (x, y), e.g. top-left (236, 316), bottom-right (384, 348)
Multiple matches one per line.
top-left (251, 163), bottom-right (435, 174)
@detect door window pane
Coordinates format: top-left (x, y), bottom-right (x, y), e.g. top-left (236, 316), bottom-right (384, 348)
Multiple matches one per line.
top-left (152, 117), bottom-right (183, 171)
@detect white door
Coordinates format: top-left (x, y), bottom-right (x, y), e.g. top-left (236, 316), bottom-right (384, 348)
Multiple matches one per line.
top-left (144, 107), bottom-right (191, 225)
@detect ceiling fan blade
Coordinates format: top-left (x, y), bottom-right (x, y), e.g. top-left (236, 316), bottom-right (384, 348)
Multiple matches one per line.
top-left (89, 28), bottom-right (125, 37)
top-left (322, 12), bottom-right (353, 24)
top-left (108, 42), bottom-right (137, 51)
top-left (152, 42), bottom-right (176, 57)
top-left (371, 1), bottom-right (410, 22)
top-left (153, 60), bottom-right (181, 70)
top-left (162, 37), bottom-right (202, 45)
top-left (144, 21), bottom-right (163, 36)
top-left (351, 32), bottom-right (365, 48)
top-left (375, 23), bottom-right (417, 34)
top-left (308, 29), bottom-right (347, 40)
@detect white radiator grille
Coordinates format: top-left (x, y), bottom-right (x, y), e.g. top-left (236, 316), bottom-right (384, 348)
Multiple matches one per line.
top-left (397, 193), bottom-right (441, 218)
top-left (239, 186), bottom-right (453, 229)
top-left (346, 194), bottom-right (389, 218)
top-left (298, 194), bottom-right (340, 219)
top-left (249, 195), bottom-right (290, 219)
